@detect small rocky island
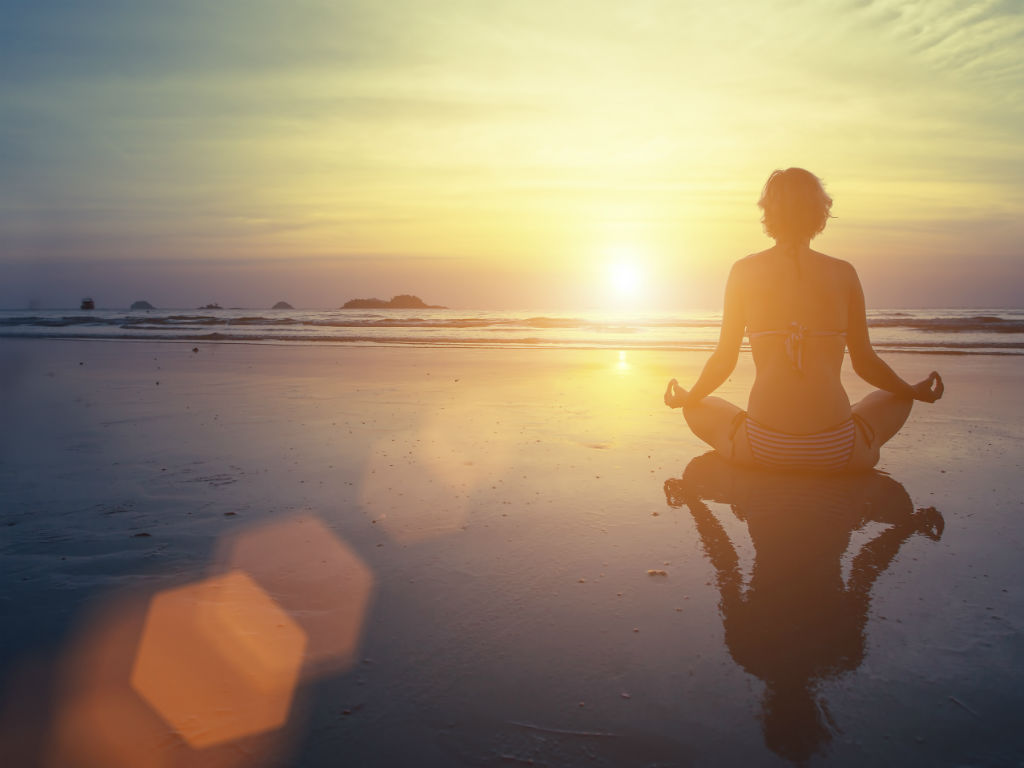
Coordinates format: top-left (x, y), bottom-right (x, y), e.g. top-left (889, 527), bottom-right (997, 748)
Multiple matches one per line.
top-left (130, 300), bottom-right (155, 310)
top-left (198, 303), bottom-right (222, 310)
top-left (341, 294), bottom-right (445, 309)
top-left (272, 301), bottom-right (294, 310)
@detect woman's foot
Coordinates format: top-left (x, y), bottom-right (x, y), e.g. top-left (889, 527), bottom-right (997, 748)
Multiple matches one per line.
top-left (664, 379), bottom-right (688, 409)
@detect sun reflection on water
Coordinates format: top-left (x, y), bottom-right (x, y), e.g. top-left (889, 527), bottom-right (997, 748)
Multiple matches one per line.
top-left (615, 349), bottom-right (631, 373)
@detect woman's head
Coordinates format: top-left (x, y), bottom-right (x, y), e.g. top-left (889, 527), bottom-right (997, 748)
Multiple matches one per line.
top-left (758, 168), bottom-right (833, 243)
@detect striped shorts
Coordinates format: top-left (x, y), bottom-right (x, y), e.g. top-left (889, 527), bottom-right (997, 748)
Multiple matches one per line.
top-left (739, 415), bottom-right (869, 472)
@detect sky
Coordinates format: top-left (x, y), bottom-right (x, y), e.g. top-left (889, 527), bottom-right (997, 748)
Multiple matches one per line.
top-left (1, 0), bottom-right (1022, 310)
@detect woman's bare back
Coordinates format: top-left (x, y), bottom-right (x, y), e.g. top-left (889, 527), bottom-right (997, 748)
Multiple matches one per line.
top-left (735, 246), bottom-right (857, 431)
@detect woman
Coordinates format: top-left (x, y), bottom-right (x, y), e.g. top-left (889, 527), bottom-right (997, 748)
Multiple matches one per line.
top-left (664, 168), bottom-right (943, 471)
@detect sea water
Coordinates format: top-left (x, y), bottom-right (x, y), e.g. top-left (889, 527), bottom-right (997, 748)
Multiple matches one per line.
top-left (1, 307), bottom-right (1022, 354)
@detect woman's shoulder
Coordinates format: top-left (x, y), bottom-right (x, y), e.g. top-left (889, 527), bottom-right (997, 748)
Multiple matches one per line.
top-left (732, 249), bottom-right (772, 275)
top-left (734, 248), bottom-right (858, 276)
top-left (733, 249), bottom-right (859, 296)
top-left (812, 250), bottom-right (859, 281)
top-left (738, 247), bottom-right (774, 264)
top-left (811, 248), bottom-right (850, 264)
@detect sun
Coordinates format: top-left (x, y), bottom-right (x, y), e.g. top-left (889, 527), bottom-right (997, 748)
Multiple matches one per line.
top-left (606, 246), bottom-right (646, 302)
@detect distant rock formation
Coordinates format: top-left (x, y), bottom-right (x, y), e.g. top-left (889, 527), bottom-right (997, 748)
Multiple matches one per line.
top-left (131, 300), bottom-right (155, 310)
top-left (272, 301), bottom-right (294, 310)
top-left (198, 303), bottom-right (222, 310)
top-left (341, 294), bottom-right (445, 309)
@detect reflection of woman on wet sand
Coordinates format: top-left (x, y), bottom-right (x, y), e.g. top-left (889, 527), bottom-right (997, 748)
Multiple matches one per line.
top-left (665, 453), bottom-right (943, 761)
top-left (665, 168), bottom-right (943, 471)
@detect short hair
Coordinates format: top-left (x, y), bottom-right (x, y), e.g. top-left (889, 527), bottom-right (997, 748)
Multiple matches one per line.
top-left (758, 168), bottom-right (833, 242)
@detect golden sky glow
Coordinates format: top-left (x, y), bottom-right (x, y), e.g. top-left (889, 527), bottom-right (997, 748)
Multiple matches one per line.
top-left (1, 0), bottom-right (1022, 308)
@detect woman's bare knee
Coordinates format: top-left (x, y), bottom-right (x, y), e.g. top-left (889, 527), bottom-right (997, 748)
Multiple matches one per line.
top-left (683, 397), bottom-right (742, 454)
top-left (854, 389), bottom-right (913, 416)
top-left (853, 390), bottom-right (914, 447)
top-left (846, 445), bottom-right (881, 472)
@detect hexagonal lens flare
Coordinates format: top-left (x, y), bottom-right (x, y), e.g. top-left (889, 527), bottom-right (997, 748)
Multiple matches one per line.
top-left (130, 570), bottom-right (306, 749)
top-left (219, 514), bottom-right (374, 677)
top-left (360, 404), bottom-right (512, 543)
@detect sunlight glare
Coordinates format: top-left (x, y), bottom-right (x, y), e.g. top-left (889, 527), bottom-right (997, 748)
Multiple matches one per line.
top-left (606, 246), bottom-right (646, 302)
top-left (616, 350), bottom-right (631, 373)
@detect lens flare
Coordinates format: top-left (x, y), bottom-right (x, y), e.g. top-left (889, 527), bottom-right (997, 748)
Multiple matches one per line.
top-left (130, 571), bottom-right (306, 749)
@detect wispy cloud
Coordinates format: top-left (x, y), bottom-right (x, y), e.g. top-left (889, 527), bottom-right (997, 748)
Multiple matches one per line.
top-left (0, 0), bottom-right (1021, 306)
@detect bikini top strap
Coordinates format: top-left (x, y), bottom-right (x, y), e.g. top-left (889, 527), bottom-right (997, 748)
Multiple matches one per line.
top-left (747, 326), bottom-right (846, 339)
top-left (747, 324), bottom-right (847, 373)
top-left (748, 322), bottom-right (807, 371)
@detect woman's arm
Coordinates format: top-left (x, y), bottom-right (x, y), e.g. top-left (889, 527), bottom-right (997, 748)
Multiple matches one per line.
top-left (846, 265), bottom-right (943, 402)
top-left (683, 263), bottom-right (746, 406)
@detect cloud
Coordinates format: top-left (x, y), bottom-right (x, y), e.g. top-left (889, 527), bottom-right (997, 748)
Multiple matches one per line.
top-left (0, 0), bottom-right (413, 82)
top-left (0, 0), bottom-right (1021, 308)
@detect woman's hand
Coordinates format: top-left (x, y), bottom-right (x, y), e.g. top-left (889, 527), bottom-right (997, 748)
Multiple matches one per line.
top-left (911, 505), bottom-right (944, 540)
top-left (664, 379), bottom-right (689, 409)
top-left (911, 371), bottom-right (944, 403)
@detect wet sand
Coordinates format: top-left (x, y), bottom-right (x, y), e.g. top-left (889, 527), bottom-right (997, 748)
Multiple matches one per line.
top-left (1, 338), bottom-right (1022, 767)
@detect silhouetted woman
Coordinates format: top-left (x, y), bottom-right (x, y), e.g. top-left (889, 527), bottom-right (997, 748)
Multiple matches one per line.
top-left (665, 168), bottom-right (943, 471)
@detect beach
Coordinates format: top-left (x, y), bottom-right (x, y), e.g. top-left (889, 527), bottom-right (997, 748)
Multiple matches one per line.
top-left (1, 337), bottom-right (1022, 767)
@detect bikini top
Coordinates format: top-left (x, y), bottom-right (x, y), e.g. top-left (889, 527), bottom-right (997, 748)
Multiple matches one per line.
top-left (748, 322), bottom-right (846, 373)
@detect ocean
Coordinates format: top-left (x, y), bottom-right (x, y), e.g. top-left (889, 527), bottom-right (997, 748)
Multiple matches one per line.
top-left (1, 307), bottom-right (1023, 355)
